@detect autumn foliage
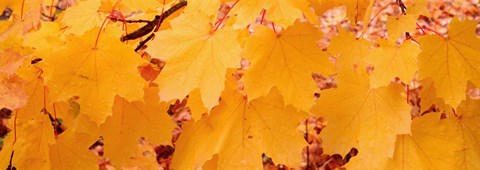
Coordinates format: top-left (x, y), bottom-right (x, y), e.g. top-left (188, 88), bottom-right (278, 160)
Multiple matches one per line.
top-left (0, 0), bottom-right (480, 169)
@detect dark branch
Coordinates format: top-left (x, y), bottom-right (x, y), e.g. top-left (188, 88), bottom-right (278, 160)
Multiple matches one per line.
top-left (396, 0), bottom-right (407, 14)
top-left (121, 1), bottom-right (187, 42)
top-left (0, 8), bottom-right (12, 21)
top-left (135, 33), bottom-right (155, 52)
top-left (113, 19), bottom-right (151, 23)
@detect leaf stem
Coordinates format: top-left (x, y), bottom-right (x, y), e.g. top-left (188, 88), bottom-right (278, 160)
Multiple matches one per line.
top-left (20, 0), bottom-right (25, 20)
top-left (53, 103), bottom-right (58, 137)
top-left (417, 25), bottom-right (446, 38)
top-left (271, 22), bottom-right (278, 34)
top-left (13, 109), bottom-right (18, 145)
top-left (305, 119), bottom-right (309, 169)
top-left (406, 84), bottom-right (410, 103)
top-left (416, 23), bottom-right (425, 34)
top-left (154, 0), bottom-right (166, 32)
top-left (260, 9), bottom-right (266, 25)
top-left (43, 86), bottom-right (47, 110)
top-left (213, 0), bottom-right (239, 32)
top-left (49, 0), bottom-right (55, 19)
top-left (94, 18), bottom-right (109, 49)
top-left (359, 2), bottom-right (395, 39)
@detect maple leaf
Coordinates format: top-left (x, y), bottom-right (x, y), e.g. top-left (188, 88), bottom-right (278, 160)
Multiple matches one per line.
top-left (43, 28), bottom-right (146, 124)
top-left (327, 28), bottom-right (372, 73)
top-left (386, 112), bottom-right (458, 169)
top-left (365, 39), bottom-right (420, 88)
top-left (0, 36), bottom-right (28, 76)
top-left (99, 87), bottom-right (175, 167)
top-left (386, 14), bottom-right (417, 40)
top-left (308, 0), bottom-right (373, 24)
top-left (23, 22), bottom-right (65, 54)
top-left (0, 37), bottom-right (29, 110)
top-left (184, 0), bottom-right (220, 16)
top-left (0, 74), bottom-right (26, 111)
top-left (387, 92), bottom-right (480, 169)
top-left (242, 21), bottom-right (333, 111)
top-left (8, 114), bottom-right (55, 169)
top-left (147, 11), bottom-right (241, 110)
top-left (0, 71), bottom-right (54, 169)
top-left (111, 0), bottom-right (163, 12)
top-left (418, 78), bottom-right (446, 113)
top-left (311, 70), bottom-right (411, 169)
top-left (230, 0), bottom-right (318, 29)
top-left (185, 89), bottom-right (207, 121)
top-left (172, 72), bottom-right (309, 169)
top-left (453, 95), bottom-right (480, 169)
top-left (123, 141), bottom-right (161, 170)
top-left (49, 129), bottom-right (99, 170)
top-left (0, 0), bottom-right (41, 35)
top-left (404, 0), bottom-right (429, 17)
top-left (59, 0), bottom-right (103, 36)
top-left (418, 18), bottom-right (480, 107)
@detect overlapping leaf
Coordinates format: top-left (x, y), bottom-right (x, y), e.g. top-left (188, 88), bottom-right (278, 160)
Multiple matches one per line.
top-left (100, 87), bottom-right (175, 166)
top-left (147, 11), bottom-right (241, 110)
top-left (365, 39), bottom-right (420, 88)
top-left (172, 73), bottom-right (309, 169)
top-left (387, 93), bottom-right (480, 169)
top-left (60, 0), bottom-right (103, 36)
top-left (311, 70), bottom-right (411, 169)
top-left (0, 70), bottom-right (54, 169)
top-left (327, 28), bottom-right (372, 72)
top-left (308, 0), bottom-right (373, 24)
top-left (418, 18), bottom-right (480, 107)
top-left (242, 21), bottom-right (333, 111)
top-left (386, 14), bottom-right (417, 40)
top-left (43, 28), bottom-right (146, 124)
top-left (229, 0), bottom-right (318, 29)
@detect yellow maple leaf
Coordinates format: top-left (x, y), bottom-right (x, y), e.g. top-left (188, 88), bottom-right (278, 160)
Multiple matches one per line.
top-left (404, 0), bottom-right (429, 17)
top-left (387, 92), bottom-right (480, 169)
top-left (386, 14), bottom-right (417, 40)
top-left (0, 71), bottom-right (54, 169)
top-left (0, 36), bottom-right (29, 76)
top-left (0, 0), bottom-right (41, 21)
top-left (184, 0), bottom-right (220, 17)
top-left (327, 28), bottom-right (372, 72)
top-left (365, 39), bottom-right (420, 88)
top-left (185, 89), bottom-right (207, 121)
top-left (230, 0), bottom-right (318, 29)
top-left (99, 86), bottom-right (175, 167)
top-left (418, 18), bottom-right (480, 107)
top-left (202, 154), bottom-right (219, 170)
top-left (107, 0), bottom-right (163, 12)
top-left (23, 22), bottom-right (65, 54)
top-left (308, 0), bottom-right (373, 24)
top-left (49, 129), bottom-right (99, 170)
top-left (172, 72), bottom-right (309, 169)
top-left (43, 28), bottom-right (146, 124)
top-left (59, 0), bottom-right (103, 36)
top-left (0, 74), bottom-right (26, 111)
top-left (0, 112), bottom-right (55, 169)
top-left (242, 21), bottom-right (333, 111)
top-left (123, 141), bottom-right (161, 170)
top-left (418, 78), bottom-right (446, 113)
top-left (386, 112), bottom-right (458, 169)
top-left (311, 70), bottom-right (411, 169)
top-left (147, 11), bottom-right (241, 110)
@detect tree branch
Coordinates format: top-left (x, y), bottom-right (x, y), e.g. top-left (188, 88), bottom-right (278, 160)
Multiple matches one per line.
top-left (121, 1), bottom-right (187, 42)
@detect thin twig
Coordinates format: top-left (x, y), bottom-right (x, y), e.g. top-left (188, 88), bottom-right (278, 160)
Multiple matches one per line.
top-left (121, 1), bottom-right (187, 42)
top-left (135, 33), bottom-right (155, 52)
top-left (113, 19), bottom-right (151, 23)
